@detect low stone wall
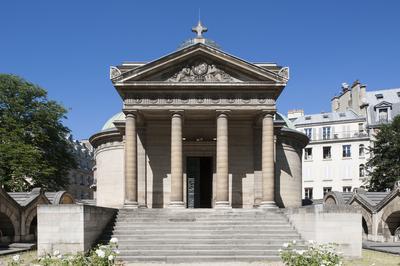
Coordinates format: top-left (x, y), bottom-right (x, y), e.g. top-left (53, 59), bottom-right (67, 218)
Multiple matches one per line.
top-left (284, 205), bottom-right (362, 258)
top-left (37, 204), bottom-right (117, 256)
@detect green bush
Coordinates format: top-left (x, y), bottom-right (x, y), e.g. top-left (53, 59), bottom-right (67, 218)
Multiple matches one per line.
top-left (280, 240), bottom-right (343, 266)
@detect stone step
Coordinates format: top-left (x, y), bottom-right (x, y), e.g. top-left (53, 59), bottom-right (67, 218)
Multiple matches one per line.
top-left (101, 238), bottom-right (300, 245)
top-left (117, 249), bottom-right (282, 256)
top-left (117, 255), bottom-right (281, 263)
top-left (110, 234), bottom-right (301, 240)
top-left (118, 218), bottom-right (288, 223)
top-left (114, 244), bottom-right (303, 250)
top-left (112, 222), bottom-right (292, 230)
top-left (111, 230), bottom-right (296, 236)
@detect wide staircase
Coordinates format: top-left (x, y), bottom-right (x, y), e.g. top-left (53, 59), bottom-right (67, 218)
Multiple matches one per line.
top-left (101, 208), bottom-right (303, 263)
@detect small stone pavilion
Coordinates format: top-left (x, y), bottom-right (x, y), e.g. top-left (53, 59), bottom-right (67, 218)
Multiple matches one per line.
top-left (324, 182), bottom-right (400, 242)
top-left (90, 21), bottom-right (308, 209)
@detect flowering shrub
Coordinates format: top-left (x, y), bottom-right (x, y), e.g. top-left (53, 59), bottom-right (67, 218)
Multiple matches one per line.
top-left (26, 238), bottom-right (121, 266)
top-left (280, 240), bottom-right (343, 266)
top-left (7, 254), bottom-right (23, 266)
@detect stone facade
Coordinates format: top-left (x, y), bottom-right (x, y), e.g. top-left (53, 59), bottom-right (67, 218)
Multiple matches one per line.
top-left (66, 136), bottom-right (95, 200)
top-left (90, 29), bottom-right (308, 210)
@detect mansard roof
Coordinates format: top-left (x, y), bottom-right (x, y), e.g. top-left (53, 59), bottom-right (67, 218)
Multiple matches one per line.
top-left (293, 109), bottom-right (364, 126)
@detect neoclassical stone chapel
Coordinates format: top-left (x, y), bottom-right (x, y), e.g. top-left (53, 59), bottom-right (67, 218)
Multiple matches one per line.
top-left (89, 22), bottom-right (308, 209)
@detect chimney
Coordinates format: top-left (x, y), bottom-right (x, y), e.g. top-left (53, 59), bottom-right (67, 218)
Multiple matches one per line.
top-left (287, 109), bottom-right (304, 120)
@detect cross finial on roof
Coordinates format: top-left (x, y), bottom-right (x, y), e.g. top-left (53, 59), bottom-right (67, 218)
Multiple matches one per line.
top-left (192, 20), bottom-right (207, 38)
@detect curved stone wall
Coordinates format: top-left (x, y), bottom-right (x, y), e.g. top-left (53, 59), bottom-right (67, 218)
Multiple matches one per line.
top-left (275, 128), bottom-right (308, 208)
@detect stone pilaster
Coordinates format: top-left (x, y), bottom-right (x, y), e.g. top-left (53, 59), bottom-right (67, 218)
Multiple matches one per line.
top-left (260, 111), bottom-right (277, 208)
top-left (169, 110), bottom-right (185, 208)
top-left (124, 111), bottom-right (138, 208)
top-left (215, 110), bottom-right (231, 208)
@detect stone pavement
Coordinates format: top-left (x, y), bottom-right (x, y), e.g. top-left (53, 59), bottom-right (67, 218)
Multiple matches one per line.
top-left (363, 240), bottom-right (400, 255)
top-left (0, 243), bottom-right (35, 256)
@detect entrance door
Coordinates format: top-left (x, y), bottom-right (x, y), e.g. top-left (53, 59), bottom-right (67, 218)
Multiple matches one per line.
top-left (186, 157), bottom-right (213, 208)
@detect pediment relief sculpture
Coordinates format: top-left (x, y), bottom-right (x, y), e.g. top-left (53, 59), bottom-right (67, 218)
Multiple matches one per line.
top-left (167, 62), bottom-right (241, 82)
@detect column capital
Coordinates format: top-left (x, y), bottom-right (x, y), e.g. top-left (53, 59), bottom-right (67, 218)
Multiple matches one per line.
top-left (216, 110), bottom-right (231, 117)
top-left (261, 110), bottom-right (276, 118)
top-left (123, 109), bottom-right (138, 117)
top-left (169, 109), bottom-right (184, 117)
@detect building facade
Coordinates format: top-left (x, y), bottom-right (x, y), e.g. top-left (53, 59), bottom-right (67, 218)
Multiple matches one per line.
top-left (292, 81), bottom-right (400, 200)
top-left (66, 136), bottom-right (95, 200)
top-left (89, 25), bottom-right (308, 209)
top-left (292, 110), bottom-right (369, 200)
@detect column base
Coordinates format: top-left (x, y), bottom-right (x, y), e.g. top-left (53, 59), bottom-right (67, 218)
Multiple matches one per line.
top-left (259, 201), bottom-right (278, 209)
top-left (124, 201), bottom-right (138, 208)
top-left (168, 201), bottom-right (185, 208)
top-left (214, 201), bottom-right (231, 209)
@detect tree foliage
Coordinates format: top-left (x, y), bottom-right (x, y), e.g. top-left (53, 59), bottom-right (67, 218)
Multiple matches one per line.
top-left (0, 74), bottom-right (76, 191)
top-left (367, 115), bottom-right (400, 191)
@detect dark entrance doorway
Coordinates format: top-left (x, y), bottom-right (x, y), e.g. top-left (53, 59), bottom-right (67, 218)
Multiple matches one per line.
top-left (186, 157), bottom-right (213, 208)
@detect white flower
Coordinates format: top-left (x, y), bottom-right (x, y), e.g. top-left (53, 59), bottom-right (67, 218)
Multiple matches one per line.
top-left (53, 250), bottom-right (60, 256)
top-left (99, 245), bottom-right (108, 249)
top-left (110, 237), bottom-right (118, 243)
top-left (114, 250), bottom-right (120, 254)
top-left (320, 264), bottom-right (325, 266)
top-left (57, 254), bottom-right (62, 259)
top-left (282, 243), bottom-right (289, 248)
top-left (308, 240), bottom-right (315, 244)
top-left (292, 240), bottom-right (297, 244)
top-left (95, 249), bottom-right (105, 258)
top-left (296, 250), bottom-right (305, 255)
top-left (278, 249), bottom-right (282, 253)
top-left (108, 254), bottom-right (114, 261)
top-left (12, 255), bottom-right (20, 262)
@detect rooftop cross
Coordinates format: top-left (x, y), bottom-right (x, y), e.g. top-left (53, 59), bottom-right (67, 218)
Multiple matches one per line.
top-left (192, 20), bottom-right (207, 38)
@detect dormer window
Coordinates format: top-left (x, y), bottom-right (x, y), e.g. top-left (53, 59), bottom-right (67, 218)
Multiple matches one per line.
top-left (339, 112), bottom-right (346, 118)
top-left (378, 108), bottom-right (389, 123)
top-left (397, 91), bottom-right (400, 97)
top-left (322, 114), bottom-right (329, 119)
top-left (375, 93), bottom-right (383, 99)
top-left (305, 116), bottom-right (311, 120)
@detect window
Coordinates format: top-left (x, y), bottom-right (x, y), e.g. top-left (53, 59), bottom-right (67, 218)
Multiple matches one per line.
top-left (304, 188), bottom-right (313, 200)
top-left (397, 91), bottom-right (400, 97)
top-left (359, 164), bottom-right (365, 177)
top-left (375, 94), bottom-right (383, 99)
top-left (304, 128), bottom-right (312, 139)
top-left (323, 187), bottom-right (332, 196)
top-left (358, 123), bottom-right (364, 133)
top-left (359, 144), bottom-right (365, 157)
top-left (304, 148), bottom-right (313, 160)
top-left (323, 146), bottom-right (331, 159)
top-left (343, 186), bottom-right (352, 192)
top-left (305, 116), bottom-right (311, 120)
top-left (378, 108), bottom-right (388, 123)
top-left (339, 112), bottom-right (346, 118)
top-left (343, 145), bottom-right (351, 158)
top-left (80, 175), bottom-right (85, 185)
top-left (322, 127), bottom-right (331, 140)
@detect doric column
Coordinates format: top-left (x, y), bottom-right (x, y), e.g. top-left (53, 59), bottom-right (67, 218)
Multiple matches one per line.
top-left (124, 111), bottom-right (138, 207)
top-left (169, 110), bottom-right (184, 208)
top-left (260, 111), bottom-right (277, 208)
top-left (215, 110), bottom-right (230, 208)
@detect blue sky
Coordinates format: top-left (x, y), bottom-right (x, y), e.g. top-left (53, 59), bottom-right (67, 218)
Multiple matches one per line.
top-left (1, 1), bottom-right (399, 140)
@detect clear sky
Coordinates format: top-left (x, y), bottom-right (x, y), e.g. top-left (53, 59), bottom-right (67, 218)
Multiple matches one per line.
top-left (1, 1), bottom-right (399, 140)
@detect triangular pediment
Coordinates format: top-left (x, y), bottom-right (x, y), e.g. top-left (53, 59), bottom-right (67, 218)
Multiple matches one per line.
top-left (374, 101), bottom-right (392, 110)
top-left (111, 43), bottom-right (288, 84)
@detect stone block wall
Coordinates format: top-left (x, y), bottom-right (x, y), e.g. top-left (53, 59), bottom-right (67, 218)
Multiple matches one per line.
top-left (37, 204), bottom-right (117, 256)
top-left (284, 205), bottom-right (362, 258)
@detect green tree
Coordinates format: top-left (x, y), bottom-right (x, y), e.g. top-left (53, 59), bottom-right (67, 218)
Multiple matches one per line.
top-left (367, 115), bottom-right (400, 191)
top-left (0, 74), bottom-right (76, 191)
